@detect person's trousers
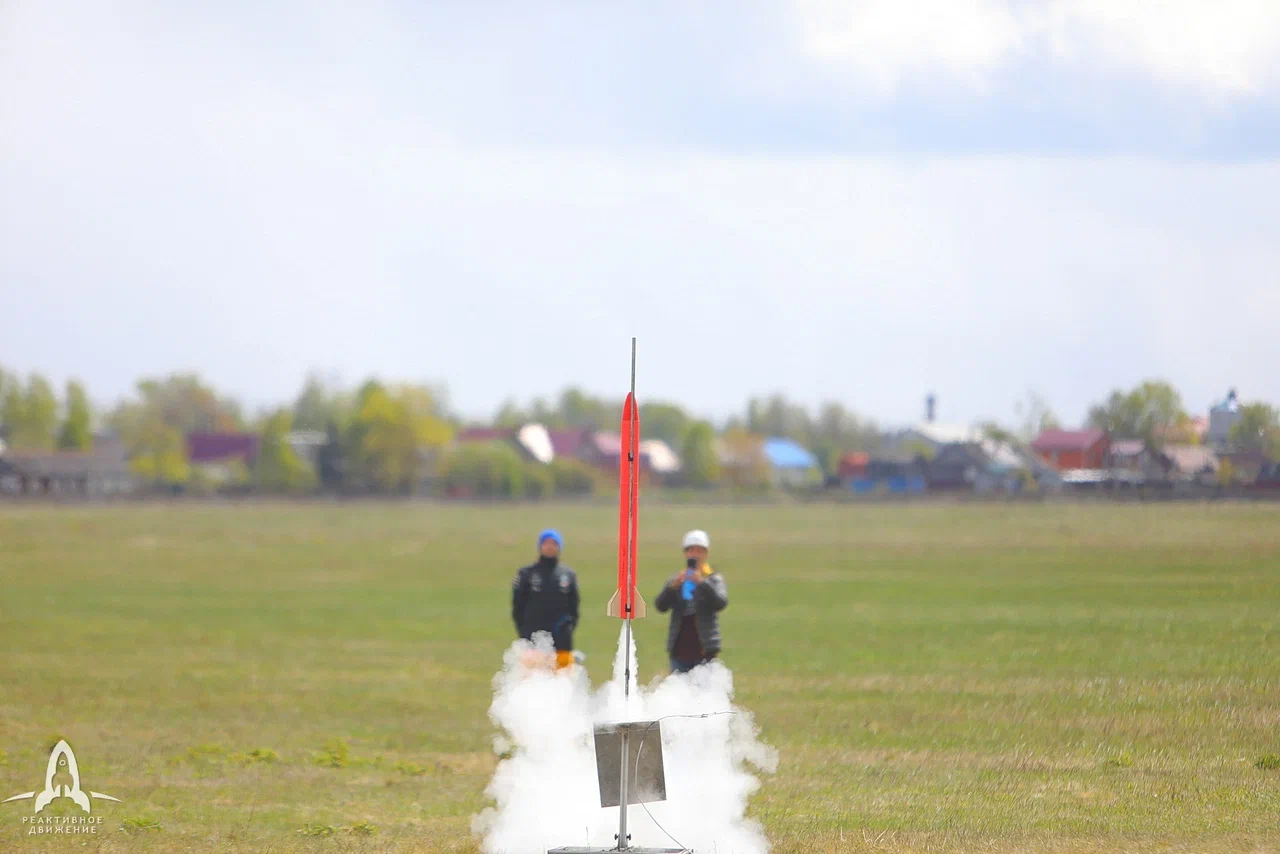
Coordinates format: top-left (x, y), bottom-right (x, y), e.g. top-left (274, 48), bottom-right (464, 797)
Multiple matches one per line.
top-left (669, 655), bottom-right (715, 674)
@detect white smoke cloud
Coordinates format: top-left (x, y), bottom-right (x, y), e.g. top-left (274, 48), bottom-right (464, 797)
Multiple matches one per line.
top-left (473, 628), bottom-right (778, 854)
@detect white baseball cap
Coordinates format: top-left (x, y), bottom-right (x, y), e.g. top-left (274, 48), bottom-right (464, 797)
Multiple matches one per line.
top-left (682, 529), bottom-right (710, 550)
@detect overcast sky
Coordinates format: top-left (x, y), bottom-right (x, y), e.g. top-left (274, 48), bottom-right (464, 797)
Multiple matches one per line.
top-left (2, 1), bottom-right (1278, 428)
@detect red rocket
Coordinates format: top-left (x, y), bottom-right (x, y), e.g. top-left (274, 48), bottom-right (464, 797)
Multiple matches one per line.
top-left (606, 342), bottom-right (646, 620)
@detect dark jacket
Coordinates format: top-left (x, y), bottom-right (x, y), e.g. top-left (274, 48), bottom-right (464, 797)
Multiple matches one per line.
top-left (654, 566), bottom-right (728, 658)
top-left (512, 557), bottom-right (580, 651)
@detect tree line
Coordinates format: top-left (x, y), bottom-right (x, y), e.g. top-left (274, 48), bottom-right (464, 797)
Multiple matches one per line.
top-left (1, 366), bottom-right (1278, 496)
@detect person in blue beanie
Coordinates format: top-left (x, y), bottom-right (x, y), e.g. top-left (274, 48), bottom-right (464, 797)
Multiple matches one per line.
top-left (512, 529), bottom-right (580, 669)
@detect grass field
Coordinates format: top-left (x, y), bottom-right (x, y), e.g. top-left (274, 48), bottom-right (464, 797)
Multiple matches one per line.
top-left (1, 501), bottom-right (1278, 853)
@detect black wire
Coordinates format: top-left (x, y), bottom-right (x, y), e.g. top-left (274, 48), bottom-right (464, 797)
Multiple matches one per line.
top-left (629, 711), bottom-right (736, 852)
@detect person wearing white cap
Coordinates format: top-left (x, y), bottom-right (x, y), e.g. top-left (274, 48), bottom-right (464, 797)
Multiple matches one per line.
top-left (654, 529), bottom-right (728, 674)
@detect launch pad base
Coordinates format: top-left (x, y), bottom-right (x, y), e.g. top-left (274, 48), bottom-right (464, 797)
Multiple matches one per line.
top-left (548, 848), bottom-right (691, 853)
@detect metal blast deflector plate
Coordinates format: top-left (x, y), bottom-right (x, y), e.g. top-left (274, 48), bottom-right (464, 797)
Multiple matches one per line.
top-left (592, 720), bottom-right (667, 808)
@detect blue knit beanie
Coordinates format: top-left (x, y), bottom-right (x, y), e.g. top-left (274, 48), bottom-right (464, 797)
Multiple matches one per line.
top-left (538, 529), bottom-right (563, 550)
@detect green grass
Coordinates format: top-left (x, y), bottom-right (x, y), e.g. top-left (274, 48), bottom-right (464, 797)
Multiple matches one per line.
top-left (0, 501), bottom-right (1278, 852)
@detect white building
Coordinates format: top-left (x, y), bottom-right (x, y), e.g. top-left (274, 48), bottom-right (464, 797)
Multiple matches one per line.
top-left (1205, 389), bottom-right (1242, 451)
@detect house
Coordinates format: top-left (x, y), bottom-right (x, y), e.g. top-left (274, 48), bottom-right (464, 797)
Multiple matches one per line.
top-left (926, 443), bottom-right (979, 492)
top-left (837, 452), bottom-right (869, 481)
top-left (583, 431), bottom-right (627, 470)
top-left (582, 432), bottom-right (676, 477)
top-left (1059, 468), bottom-right (1111, 491)
top-left (548, 427), bottom-right (593, 460)
top-left (848, 453), bottom-right (928, 495)
top-left (714, 434), bottom-right (771, 488)
top-left (1107, 439), bottom-right (1172, 486)
top-left (927, 438), bottom-right (1052, 494)
top-left (1162, 444), bottom-right (1220, 486)
top-left (1205, 389), bottom-right (1242, 451)
top-left (584, 430), bottom-right (622, 470)
top-left (761, 437), bottom-right (821, 488)
top-left (1031, 428), bottom-right (1110, 470)
top-left (187, 432), bottom-right (260, 484)
top-left (454, 424), bottom-right (555, 464)
top-left (885, 423), bottom-right (984, 458)
top-left (1219, 451), bottom-right (1273, 485)
top-left (1252, 461), bottom-right (1280, 492)
top-left (516, 424), bottom-right (555, 464)
top-left (639, 439), bottom-right (681, 482)
top-left (0, 433), bottom-right (133, 497)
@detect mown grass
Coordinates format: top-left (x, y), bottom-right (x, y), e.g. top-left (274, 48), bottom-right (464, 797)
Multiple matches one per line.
top-left (0, 500), bottom-right (1278, 852)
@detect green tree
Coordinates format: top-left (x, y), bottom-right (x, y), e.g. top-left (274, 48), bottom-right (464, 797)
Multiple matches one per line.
top-left (128, 419), bottom-right (190, 485)
top-left (1087, 380), bottom-right (1187, 446)
top-left (522, 461), bottom-right (555, 499)
top-left (292, 373), bottom-right (352, 432)
top-left (547, 457), bottom-right (599, 495)
top-left (348, 387), bottom-right (414, 493)
top-left (1013, 390), bottom-right (1061, 443)
top-left (108, 374), bottom-right (243, 439)
top-left (1, 381), bottom-right (23, 444)
top-left (57, 380), bottom-right (94, 451)
top-left (719, 427), bottom-right (771, 489)
top-left (746, 394), bottom-right (812, 441)
top-left (1229, 403), bottom-right (1280, 457)
top-left (0, 365), bottom-right (11, 439)
top-left (557, 388), bottom-right (614, 430)
top-left (679, 421), bottom-right (721, 487)
top-left (526, 397), bottom-right (564, 429)
top-left (345, 383), bottom-right (453, 493)
top-left (979, 421), bottom-right (1018, 445)
top-left (440, 443), bottom-right (526, 497)
top-left (639, 401), bottom-right (692, 447)
top-left (493, 399), bottom-right (528, 428)
top-left (107, 374), bottom-right (243, 485)
top-left (2, 373), bottom-right (59, 449)
top-left (810, 402), bottom-right (881, 474)
top-left (255, 409), bottom-right (318, 493)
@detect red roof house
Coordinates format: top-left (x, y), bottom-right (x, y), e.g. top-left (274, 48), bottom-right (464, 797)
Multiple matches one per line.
top-left (547, 428), bottom-right (592, 459)
top-left (455, 427), bottom-right (514, 444)
top-left (837, 452), bottom-right (869, 480)
top-left (1031, 429), bottom-right (1110, 470)
top-left (186, 432), bottom-right (260, 466)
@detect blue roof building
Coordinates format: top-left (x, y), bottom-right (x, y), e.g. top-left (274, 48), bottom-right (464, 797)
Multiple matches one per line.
top-left (762, 437), bottom-right (821, 488)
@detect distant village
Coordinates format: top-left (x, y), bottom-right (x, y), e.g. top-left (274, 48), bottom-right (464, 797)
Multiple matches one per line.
top-left (0, 370), bottom-right (1278, 501)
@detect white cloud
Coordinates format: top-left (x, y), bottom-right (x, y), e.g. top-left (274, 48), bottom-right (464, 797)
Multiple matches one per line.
top-left (789, 0), bottom-right (1280, 99)
top-left (788, 0), bottom-right (1026, 94)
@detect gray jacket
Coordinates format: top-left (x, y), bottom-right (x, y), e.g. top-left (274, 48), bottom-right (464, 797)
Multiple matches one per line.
top-left (654, 568), bottom-right (728, 657)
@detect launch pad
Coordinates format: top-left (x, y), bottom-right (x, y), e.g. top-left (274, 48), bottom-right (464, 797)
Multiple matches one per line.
top-left (547, 722), bottom-right (691, 853)
top-left (549, 848), bottom-right (691, 853)
top-left (546, 723), bottom-right (690, 853)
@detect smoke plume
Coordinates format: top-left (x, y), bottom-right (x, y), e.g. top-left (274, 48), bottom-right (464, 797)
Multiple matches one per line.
top-left (473, 627), bottom-right (777, 853)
